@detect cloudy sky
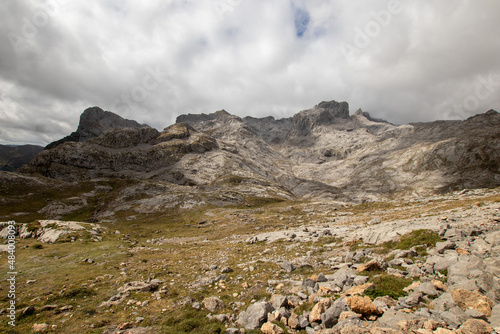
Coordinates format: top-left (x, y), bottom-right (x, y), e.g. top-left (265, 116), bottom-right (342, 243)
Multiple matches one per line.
top-left (1, 0), bottom-right (499, 145)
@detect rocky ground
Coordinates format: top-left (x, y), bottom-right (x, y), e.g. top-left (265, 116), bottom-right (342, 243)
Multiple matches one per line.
top-left (1, 188), bottom-right (499, 333)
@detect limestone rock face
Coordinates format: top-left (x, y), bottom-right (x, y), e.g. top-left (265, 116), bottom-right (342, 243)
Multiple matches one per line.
top-left (46, 106), bottom-right (147, 149)
top-left (450, 289), bottom-right (494, 317)
top-left (19, 102), bottom-right (500, 204)
top-left (289, 101), bottom-right (350, 137)
top-left (23, 122), bottom-right (218, 183)
top-left (346, 296), bottom-right (382, 317)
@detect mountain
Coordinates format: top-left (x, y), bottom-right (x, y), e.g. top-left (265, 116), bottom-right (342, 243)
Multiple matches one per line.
top-left (45, 106), bottom-right (147, 150)
top-left (0, 144), bottom-right (43, 171)
top-left (16, 101), bottom-right (500, 212)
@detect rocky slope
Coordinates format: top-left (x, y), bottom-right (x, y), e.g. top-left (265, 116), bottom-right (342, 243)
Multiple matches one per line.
top-left (2, 187), bottom-right (499, 333)
top-left (16, 101), bottom-right (500, 210)
top-left (177, 101), bottom-right (500, 202)
top-left (45, 106), bottom-right (147, 150)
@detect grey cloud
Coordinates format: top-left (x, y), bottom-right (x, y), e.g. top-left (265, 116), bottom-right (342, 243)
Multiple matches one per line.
top-left (0, 0), bottom-right (499, 145)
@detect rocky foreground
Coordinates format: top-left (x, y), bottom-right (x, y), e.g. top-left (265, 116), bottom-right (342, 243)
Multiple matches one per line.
top-left (3, 189), bottom-right (499, 333)
top-left (220, 198), bottom-right (500, 334)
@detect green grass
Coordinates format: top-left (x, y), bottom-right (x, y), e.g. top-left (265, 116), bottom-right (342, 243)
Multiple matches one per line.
top-left (396, 229), bottom-right (442, 249)
top-left (348, 239), bottom-right (365, 251)
top-left (377, 229), bottom-right (442, 255)
top-left (294, 301), bottom-right (315, 315)
top-left (364, 274), bottom-right (413, 300)
top-left (0, 174), bottom-right (497, 333)
top-left (163, 308), bottom-right (224, 334)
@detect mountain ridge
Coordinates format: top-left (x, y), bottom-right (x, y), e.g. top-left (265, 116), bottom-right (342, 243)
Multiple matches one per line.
top-left (14, 100), bottom-right (500, 209)
top-left (45, 106), bottom-right (148, 150)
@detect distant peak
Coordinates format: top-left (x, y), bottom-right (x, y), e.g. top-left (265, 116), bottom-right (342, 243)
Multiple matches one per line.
top-left (486, 109), bottom-right (498, 115)
top-left (214, 109), bottom-right (231, 116)
top-left (353, 108), bottom-right (389, 124)
top-left (45, 107), bottom-right (147, 150)
top-left (288, 100), bottom-right (350, 136)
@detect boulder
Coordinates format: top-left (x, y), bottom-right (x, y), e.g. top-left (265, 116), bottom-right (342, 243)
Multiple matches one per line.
top-left (321, 297), bottom-right (348, 328)
top-left (356, 259), bottom-right (380, 273)
top-left (346, 296), bottom-right (382, 317)
top-left (237, 302), bottom-right (274, 330)
top-left (344, 283), bottom-right (375, 296)
top-left (202, 297), bottom-right (225, 313)
top-left (489, 303), bottom-right (500, 328)
top-left (261, 322), bottom-right (284, 334)
top-left (32, 323), bottom-right (49, 332)
top-left (270, 295), bottom-right (288, 310)
top-left (450, 289), bottom-right (494, 317)
top-left (377, 309), bottom-right (417, 329)
top-left (281, 261), bottom-right (295, 272)
top-left (485, 231), bottom-right (500, 247)
top-left (456, 319), bottom-right (493, 334)
top-left (309, 298), bottom-right (333, 323)
top-left (435, 241), bottom-right (456, 254)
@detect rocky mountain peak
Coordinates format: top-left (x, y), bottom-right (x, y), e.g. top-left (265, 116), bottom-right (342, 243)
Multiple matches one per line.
top-left (76, 106), bottom-right (146, 139)
top-left (45, 107), bottom-right (147, 150)
top-left (289, 100), bottom-right (350, 136)
top-left (354, 108), bottom-right (389, 124)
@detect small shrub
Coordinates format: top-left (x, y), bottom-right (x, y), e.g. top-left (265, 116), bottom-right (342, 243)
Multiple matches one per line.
top-left (396, 229), bottom-right (442, 250)
top-left (48, 287), bottom-right (96, 302)
top-left (31, 244), bottom-right (43, 249)
top-left (379, 229), bottom-right (442, 255)
top-left (164, 308), bottom-right (224, 334)
top-left (364, 274), bottom-right (412, 300)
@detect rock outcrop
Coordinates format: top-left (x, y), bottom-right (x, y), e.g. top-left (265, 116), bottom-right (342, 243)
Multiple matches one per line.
top-left (45, 107), bottom-right (147, 150)
top-left (18, 102), bottom-right (500, 204)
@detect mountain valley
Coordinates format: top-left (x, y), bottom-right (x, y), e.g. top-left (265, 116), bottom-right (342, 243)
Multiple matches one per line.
top-left (1, 100), bottom-right (500, 333)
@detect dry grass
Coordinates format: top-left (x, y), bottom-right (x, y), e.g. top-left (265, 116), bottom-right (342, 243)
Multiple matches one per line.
top-left (1, 181), bottom-right (498, 333)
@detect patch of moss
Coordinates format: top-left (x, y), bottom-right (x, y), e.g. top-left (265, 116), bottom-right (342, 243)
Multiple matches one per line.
top-left (294, 301), bottom-right (315, 315)
top-left (48, 287), bottom-right (96, 303)
top-left (379, 229), bottom-right (442, 254)
top-left (397, 229), bottom-right (442, 249)
top-left (163, 308), bottom-right (224, 334)
top-left (364, 274), bottom-right (412, 300)
top-left (348, 239), bottom-right (365, 251)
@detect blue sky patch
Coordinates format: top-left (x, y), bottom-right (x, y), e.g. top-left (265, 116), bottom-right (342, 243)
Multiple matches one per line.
top-left (294, 7), bottom-right (310, 37)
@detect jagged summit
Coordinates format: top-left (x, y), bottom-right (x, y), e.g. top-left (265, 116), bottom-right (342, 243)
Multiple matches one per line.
top-left (354, 108), bottom-right (390, 124)
top-left (289, 101), bottom-right (350, 137)
top-left (45, 107), bottom-right (148, 150)
top-left (17, 100), bottom-right (500, 202)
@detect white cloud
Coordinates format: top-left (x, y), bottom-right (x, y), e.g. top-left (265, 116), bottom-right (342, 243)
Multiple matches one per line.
top-left (1, 0), bottom-right (499, 145)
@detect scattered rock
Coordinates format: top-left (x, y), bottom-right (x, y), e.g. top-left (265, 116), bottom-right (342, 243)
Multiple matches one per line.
top-left (321, 297), bottom-right (349, 328)
top-left (237, 302), bottom-right (274, 330)
top-left (32, 323), bottom-right (49, 332)
top-left (346, 296), bottom-right (382, 317)
top-left (356, 259), bottom-right (380, 272)
top-left (270, 295), bottom-right (288, 310)
top-left (261, 322), bottom-right (284, 334)
top-left (450, 289), bottom-right (494, 317)
top-left (309, 298), bottom-right (333, 323)
top-left (203, 296), bottom-right (225, 313)
top-left (344, 283), bottom-right (374, 296)
top-left (435, 241), bottom-right (457, 254)
top-left (281, 260), bottom-right (295, 273)
top-left (456, 318), bottom-right (493, 334)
